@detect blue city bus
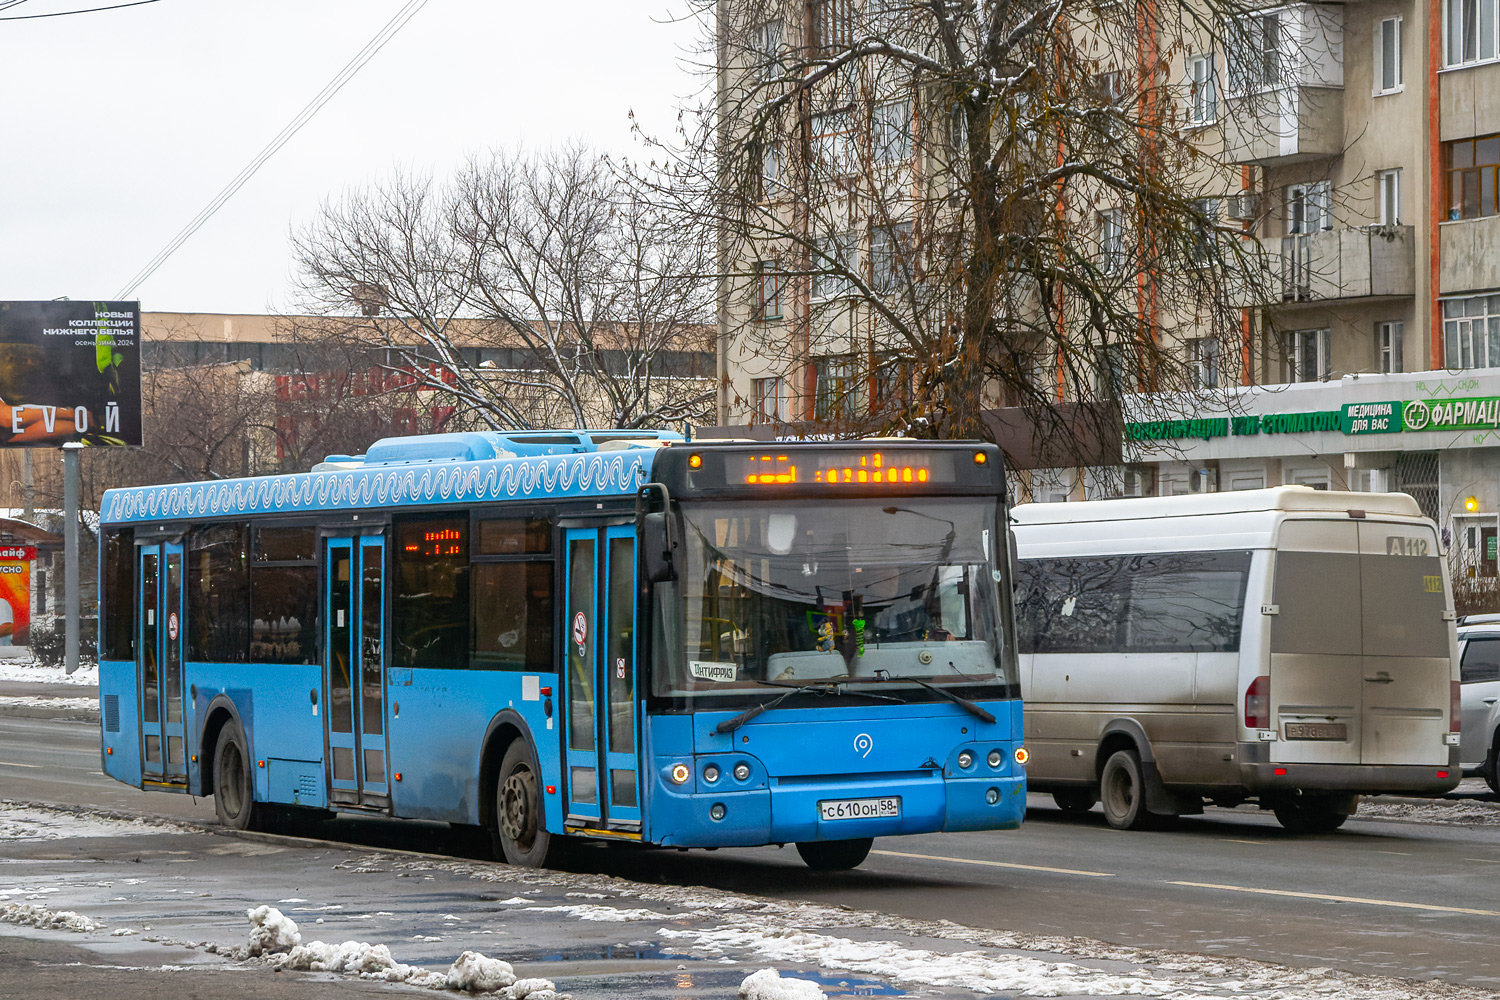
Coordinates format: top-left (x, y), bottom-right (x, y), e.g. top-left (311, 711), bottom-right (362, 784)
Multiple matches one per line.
top-left (97, 431), bottom-right (1026, 869)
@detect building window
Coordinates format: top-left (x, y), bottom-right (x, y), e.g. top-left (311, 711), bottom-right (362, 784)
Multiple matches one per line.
top-left (811, 110), bottom-right (855, 178)
top-left (1095, 343), bottom-right (1130, 398)
top-left (811, 0), bottom-right (854, 55)
top-left (811, 233), bottom-right (855, 299)
top-left (755, 261), bottom-right (783, 320)
top-left (1228, 12), bottom-right (1281, 93)
top-left (1286, 181), bottom-right (1333, 234)
top-left (1100, 209), bottom-right (1125, 273)
top-left (1093, 71), bottom-right (1123, 103)
top-left (814, 355), bottom-right (859, 420)
top-left (760, 141), bottom-right (782, 197)
top-left (751, 20), bottom-right (784, 82)
top-left (1445, 0), bottom-right (1499, 67)
top-left (1282, 328), bottom-right (1331, 382)
top-left (1443, 295), bottom-right (1500, 368)
top-left (752, 376), bottom-right (787, 422)
top-left (1186, 54), bottom-right (1216, 125)
top-left (1190, 197), bottom-right (1219, 264)
top-left (1378, 321), bottom-right (1404, 373)
top-left (869, 222), bottom-right (912, 294)
top-left (1187, 338), bottom-right (1220, 389)
top-left (1376, 168), bottom-right (1402, 225)
top-left (872, 99), bottom-right (913, 163)
top-left (1376, 17), bottom-right (1404, 93)
top-left (1445, 134), bottom-right (1500, 220)
top-left (871, 353), bottom-right (913, 412)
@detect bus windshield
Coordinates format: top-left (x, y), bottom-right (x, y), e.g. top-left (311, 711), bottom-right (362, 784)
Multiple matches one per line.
top-left (657, 498), bottom-right (1014, 700)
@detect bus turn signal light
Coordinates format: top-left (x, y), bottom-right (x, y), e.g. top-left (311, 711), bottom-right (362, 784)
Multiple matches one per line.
top-left (669, 763), bottom-right (690, 784)
top-left (689, 454), bottom-right (702, 468)
top-left (1013, 747), bottom-right (1030, 766)
top-left (974, 451), bottom-right (987, 465)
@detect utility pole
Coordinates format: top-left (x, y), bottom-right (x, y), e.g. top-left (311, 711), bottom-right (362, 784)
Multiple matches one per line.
top-left (62, 443), bottom-right (81, 675)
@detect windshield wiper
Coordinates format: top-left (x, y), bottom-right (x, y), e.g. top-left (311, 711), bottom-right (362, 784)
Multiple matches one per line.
top-left (714, 681), bottom-right (909, 735)
top-left (872, 673), bottom-right (996, 724)
top-left (715, 682), bottom-right (834, 734)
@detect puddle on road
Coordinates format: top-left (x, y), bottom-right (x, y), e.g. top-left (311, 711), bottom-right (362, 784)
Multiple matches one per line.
top-left (560, 965), bottom-right (908, 998)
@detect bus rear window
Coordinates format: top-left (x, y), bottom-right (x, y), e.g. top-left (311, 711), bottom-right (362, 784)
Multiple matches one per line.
top-left (101, 528), bottom-right (134, 660)
top-left (394, 516), bottom-right (469, 670)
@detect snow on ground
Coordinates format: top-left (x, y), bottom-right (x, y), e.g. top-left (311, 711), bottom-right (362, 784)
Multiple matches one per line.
top-left (0, 660), bottom-right (97, 685)
top-left (518, 903), bottom-right (668, 922)
top-left (739, 968), bottom-right (826, 999)
top-left (1, 901), bottom-right (103, 933)
top-left (0, 803), bottom-right (176, 841)
top-left (0, 695), bottom-right (97, 712)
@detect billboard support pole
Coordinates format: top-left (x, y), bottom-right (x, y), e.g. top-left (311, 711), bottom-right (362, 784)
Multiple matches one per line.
top-left (62, 444), bottom-right (81, 676)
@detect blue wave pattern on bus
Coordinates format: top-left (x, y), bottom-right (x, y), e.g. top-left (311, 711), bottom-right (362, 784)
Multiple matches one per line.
top-left (102, 451), bottom-right (652, 523)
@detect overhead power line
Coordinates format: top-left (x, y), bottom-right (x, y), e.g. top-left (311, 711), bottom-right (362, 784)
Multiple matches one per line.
top-left (115, 0), bottom-right (429, 301)
top-left (0, 1), bottom-right (162, 20)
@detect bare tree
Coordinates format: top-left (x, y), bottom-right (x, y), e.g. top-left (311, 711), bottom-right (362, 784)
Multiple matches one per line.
top-left (291, 145), bottom-right (716, 432)
top-left (643, 0), bottom-right (1283, 455)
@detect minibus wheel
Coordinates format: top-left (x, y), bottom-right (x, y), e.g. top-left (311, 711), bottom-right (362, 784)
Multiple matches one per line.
top-left (1272, 797), bottom-right (1349, 834)
top-left (795, 838), bottom-right (873, 870)
top-left (213, 719), bottom-right (259, 831)
top-left (1052, 788), bottom-right (1097, 814)
top-left (1099, 749), bottom-right (1152, 830)
top-left (493, 740), bottom-right (556, 868)
top-left (1484, 738), bottom-right (1500, 796)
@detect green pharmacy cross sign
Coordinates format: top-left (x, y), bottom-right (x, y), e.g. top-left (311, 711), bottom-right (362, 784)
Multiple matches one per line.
top-left (1128, 396), bottom-right (1500, 442)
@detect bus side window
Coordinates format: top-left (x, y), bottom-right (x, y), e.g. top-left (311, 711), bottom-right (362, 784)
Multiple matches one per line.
top-left (101, 528), bottom-right (135, 660)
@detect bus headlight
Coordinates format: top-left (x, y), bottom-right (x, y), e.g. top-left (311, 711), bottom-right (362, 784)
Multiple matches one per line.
top-left (957, 751), bottom-right (974, 769)
top-left (1014, 747), bottom-right (1030, 766)
top-left (987, 749), bottom-right (1003, 769)
top-left (669, 763), bottom-right (691, 784)
top-left (733, 762), bottom-right (751, 781)
top-left (703, 764), bottom-right (721, 783)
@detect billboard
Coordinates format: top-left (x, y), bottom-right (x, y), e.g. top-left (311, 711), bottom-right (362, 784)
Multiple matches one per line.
top-left (0, 546), bottom-right (34, 646)
top-left (0, 301), bottom-right (142, 447)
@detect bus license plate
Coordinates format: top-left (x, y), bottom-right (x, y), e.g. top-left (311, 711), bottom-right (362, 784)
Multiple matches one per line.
top-left (1285, 723), bottom-right (1347, 741)
top-left (818, 797), bottom-right (901, 821)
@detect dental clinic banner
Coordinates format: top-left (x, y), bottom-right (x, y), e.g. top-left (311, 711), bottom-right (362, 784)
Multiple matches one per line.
top-left (0, 301), bottom-right (142, 447)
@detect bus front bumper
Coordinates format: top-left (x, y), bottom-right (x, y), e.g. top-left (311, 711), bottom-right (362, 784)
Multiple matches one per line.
top-left (653, 772), bottom-right (1026, 847)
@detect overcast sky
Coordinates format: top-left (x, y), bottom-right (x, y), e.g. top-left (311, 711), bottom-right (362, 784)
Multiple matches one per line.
top-left (0, 1), bottom-right (705, 315)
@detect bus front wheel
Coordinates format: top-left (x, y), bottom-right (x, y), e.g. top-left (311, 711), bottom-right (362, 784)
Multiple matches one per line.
top-left (1099, 749), bottom-right (1152, 831)
top-left (213, 720), bottom-right (260, 831)
top-left (794, 838), bottom-right (873, 870)
top-left (493, 741), bottom-right (556, 868)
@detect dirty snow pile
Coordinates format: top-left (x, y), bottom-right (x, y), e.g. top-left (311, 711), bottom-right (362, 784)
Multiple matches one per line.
top-left (247, 907), bottom-right (569, 996)
top-left (0, 695), bottom-right (98, 712)
top-left (0, 660), bottom-right (97, 685)
top-left (0, 803), bottom-right (172, 841)
top-left (1, 901), bottom-right (102, 933)
top-left (739, 968), bottom-right (825, 1000)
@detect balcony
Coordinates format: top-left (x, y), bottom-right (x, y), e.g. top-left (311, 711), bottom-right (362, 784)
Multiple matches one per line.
top-left (1440, 216), bottom-right (1500, 294)
top-left (1276, 226), bottom-right (1415, 302)
top-left (1222, 86), bottom-right (1345, 165)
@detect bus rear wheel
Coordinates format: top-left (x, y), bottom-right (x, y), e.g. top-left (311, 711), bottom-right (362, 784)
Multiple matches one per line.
top-left (213, 720), bottom-right (260, 831)
top-left (794, 838), bottom-right (873, 870)
top-left (1099, 749), bottom-right (1153, 831)
top-left (493, 741), bottom-right (557, 868)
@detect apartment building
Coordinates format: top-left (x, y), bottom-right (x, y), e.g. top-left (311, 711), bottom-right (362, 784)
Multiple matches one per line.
top-left (713, 0), bottom-right (1500, 577)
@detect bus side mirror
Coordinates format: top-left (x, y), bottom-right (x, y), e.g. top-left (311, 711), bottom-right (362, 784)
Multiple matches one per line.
top-left (1009, 528), bottom-right (1021, 592)
top-left (642, 511), bottom-right (677, 583)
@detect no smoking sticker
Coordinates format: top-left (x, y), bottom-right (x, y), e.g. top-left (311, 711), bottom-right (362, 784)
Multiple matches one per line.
top-left (572, 611), bottom-right (588, 647)
top-left (167, 612), bottom-right (179, 642)
top-left (616, 658), bottom-right (626, 679)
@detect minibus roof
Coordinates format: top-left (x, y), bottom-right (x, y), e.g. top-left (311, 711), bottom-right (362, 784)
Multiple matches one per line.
top-left (1011, 486), bottom-right (1422, 525)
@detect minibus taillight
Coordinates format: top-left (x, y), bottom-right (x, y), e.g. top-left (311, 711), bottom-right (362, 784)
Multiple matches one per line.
top-left (1452, 681), bottom-right (1462, 734)
top-left (1245, 675), bottom-right (1270, 730)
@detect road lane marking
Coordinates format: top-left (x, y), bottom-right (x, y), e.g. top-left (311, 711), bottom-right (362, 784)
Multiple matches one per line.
top-left (1169, 881), bottom-right (1500, 916)
top-left (1464, 858), bottom-right (1500, 864)
top-left (1218, 839), bottom-right (1271, 845)
top-left (872, 849), bottom-right (1115, 878)
top-left (0, 761), bottom-right (41, 768)
top-left (1375, 851), bottom-right (1412, 856)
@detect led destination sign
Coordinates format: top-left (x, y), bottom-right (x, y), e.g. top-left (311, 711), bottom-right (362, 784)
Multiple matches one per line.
top-left (730, 450), bottom-right (956, 486)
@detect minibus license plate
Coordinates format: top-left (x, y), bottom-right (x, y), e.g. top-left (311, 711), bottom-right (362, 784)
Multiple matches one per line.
top-left (1285, 723), bottom-right (1346, 741)
top-left (818, 797), bottom-right (900, 821)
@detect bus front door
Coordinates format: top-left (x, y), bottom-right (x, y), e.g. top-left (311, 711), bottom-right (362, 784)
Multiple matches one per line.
top-left (561, 525), bottom-right (642, 833)
top-left (323, 534), bottom-right (389, 808)
top-left (137, 541), bottom-right (187, 786)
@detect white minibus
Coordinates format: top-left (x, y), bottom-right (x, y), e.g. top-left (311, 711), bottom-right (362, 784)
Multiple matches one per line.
top-left (1012, 487), bottom-right (1460, 832)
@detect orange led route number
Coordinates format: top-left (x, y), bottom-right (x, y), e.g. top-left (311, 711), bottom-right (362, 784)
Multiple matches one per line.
top-left (743, 452), bottom-right (930, 486)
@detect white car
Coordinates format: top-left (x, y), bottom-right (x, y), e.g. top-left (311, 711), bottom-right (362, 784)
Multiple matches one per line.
top-left (1459, 615), bottom-right (1500, 793)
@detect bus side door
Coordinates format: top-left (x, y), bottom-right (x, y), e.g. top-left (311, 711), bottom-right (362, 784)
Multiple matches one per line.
top-left (561, 524), bottom-right (642, 832)
top-left (137, 540), bottom-right (187, 786)
top-left (323, 533), bottom-right (390, 809)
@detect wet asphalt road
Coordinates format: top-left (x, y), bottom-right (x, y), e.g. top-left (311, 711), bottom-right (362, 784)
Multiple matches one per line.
top-left (4, 714), bottom-right (1500, 989)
